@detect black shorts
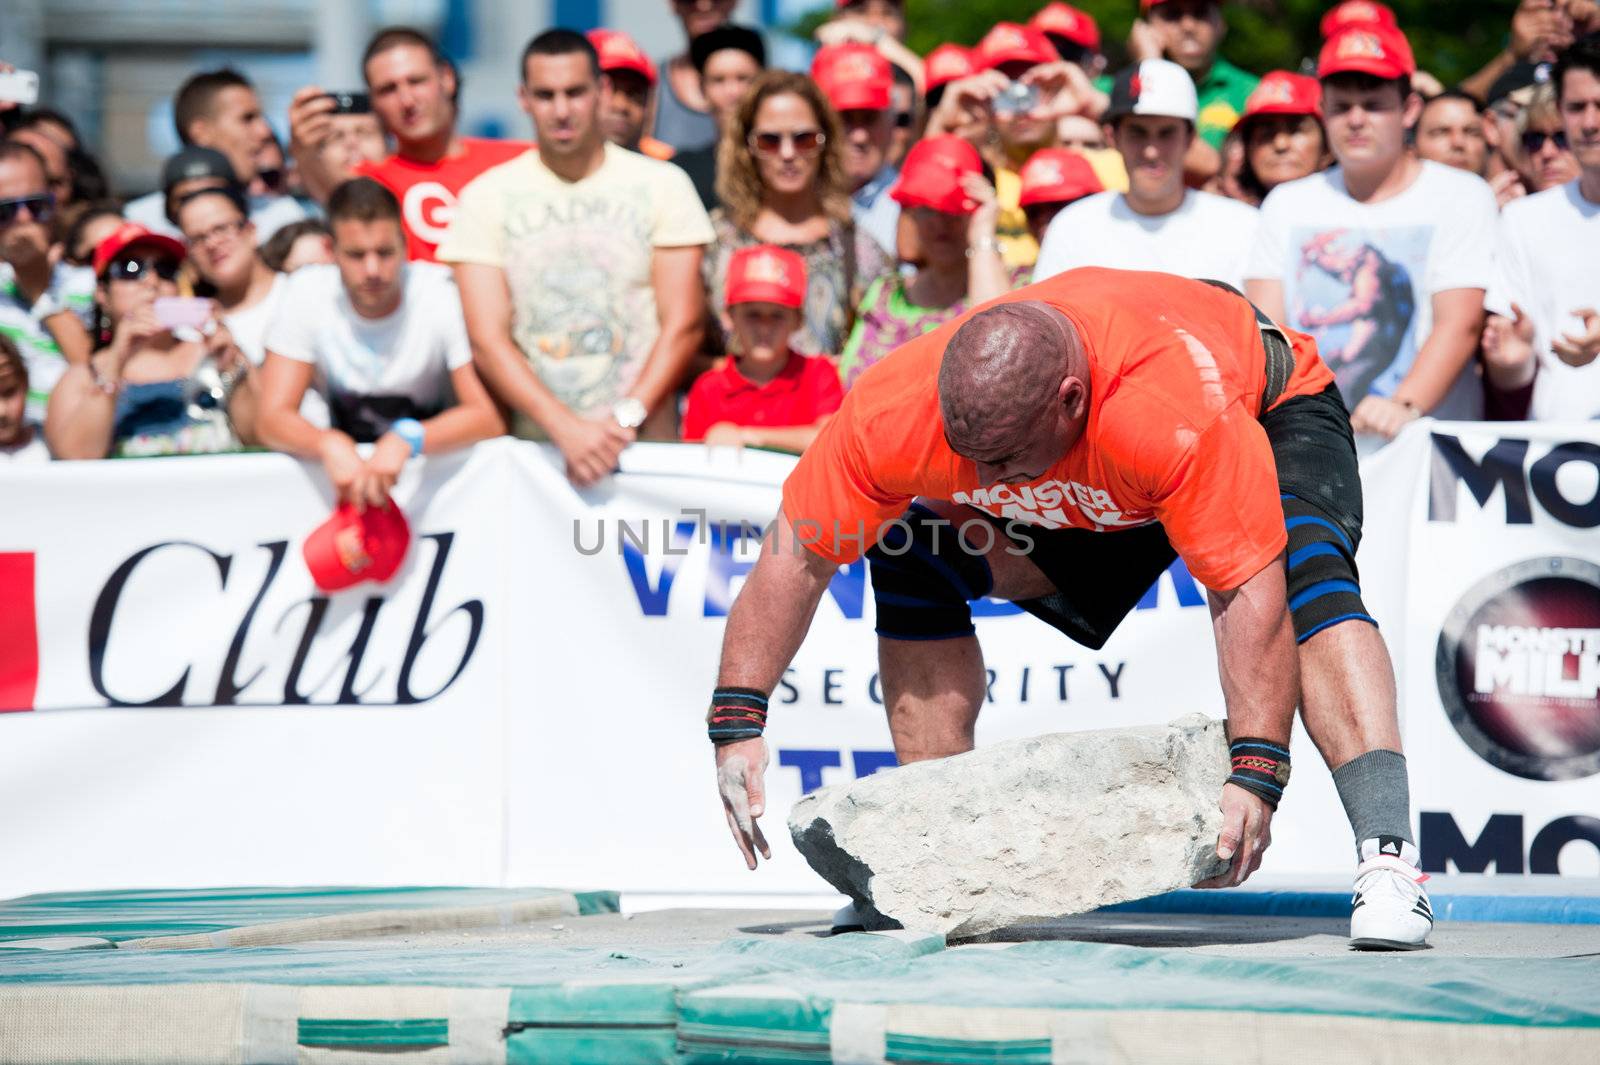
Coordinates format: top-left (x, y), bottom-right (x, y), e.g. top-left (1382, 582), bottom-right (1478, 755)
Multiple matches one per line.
top-left (976, 383), bottom-right (1362, 649)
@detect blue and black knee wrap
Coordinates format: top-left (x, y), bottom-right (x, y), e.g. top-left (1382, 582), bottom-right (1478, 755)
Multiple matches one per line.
top-left (867, 504), bottom-right (995, 640)
top-left (1283, 494), bottom-right (1376, 643)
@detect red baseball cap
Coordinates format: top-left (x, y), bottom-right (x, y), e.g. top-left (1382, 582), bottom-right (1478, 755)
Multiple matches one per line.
top-left (890, 135), bottom-right (984, 215)
top-left (1030, 3), bottom-right (1100, 52)
top-left (1318, 24), bottom-right (1415, 80)
top-left (303, 501), bottom-right (412, 593)
top-left (725, 245), bottom-right (808, 309)
top-left (1242, 71), bottom-right (1323, 120)
top-left (925, 44), bottom-right (978, 94)
top-left (588, 29), bottom-right (657, 86)
top-left (1018, 147), bottom-right (1103, 207)
top-left (811, 42), bottom-right (893, 113)
top-left (92, 222), bottom-right (186, 280)
top-left (1319, 1), bottom-right (1399, 38)
top-left (974, 23), bottom-right (1059, 71)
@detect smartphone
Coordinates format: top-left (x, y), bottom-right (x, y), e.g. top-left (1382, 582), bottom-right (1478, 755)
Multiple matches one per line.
top-left (0, 70), bottom-right (40, 107)
top-left (325, 91), bottom-right (372, 115)
top-left (154, 297), bottom-right (213, 332)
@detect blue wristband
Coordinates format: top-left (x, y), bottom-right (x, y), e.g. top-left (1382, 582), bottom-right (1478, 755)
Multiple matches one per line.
top-left (389, 417), bottom-right (425, 457)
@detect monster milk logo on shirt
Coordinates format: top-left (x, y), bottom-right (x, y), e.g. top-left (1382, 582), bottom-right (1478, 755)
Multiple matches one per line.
top-left (952, 480), bottom-right (1153, 530)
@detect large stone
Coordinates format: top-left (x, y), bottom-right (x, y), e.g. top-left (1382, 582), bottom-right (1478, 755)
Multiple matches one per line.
top-left (788, 714), bottom-right (1232, 938)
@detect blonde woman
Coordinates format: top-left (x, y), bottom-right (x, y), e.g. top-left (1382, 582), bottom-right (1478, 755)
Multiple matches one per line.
top-left (704, 70), bottom-right (891, 357)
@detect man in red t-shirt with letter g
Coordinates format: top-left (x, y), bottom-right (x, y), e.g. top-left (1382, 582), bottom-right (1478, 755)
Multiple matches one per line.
top-left (706, 267), bottom-right (1432, 950)
top-left (289, 27), bottom-right (527, 261)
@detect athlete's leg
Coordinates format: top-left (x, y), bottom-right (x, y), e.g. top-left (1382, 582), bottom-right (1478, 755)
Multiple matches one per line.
top-left (1298, 621), bottom-right (1402, 770)
top-left (870, 499), bottom-right (1055, 765)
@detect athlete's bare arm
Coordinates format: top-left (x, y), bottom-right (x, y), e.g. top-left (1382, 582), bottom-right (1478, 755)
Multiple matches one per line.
top-left (1196, 553), bottom-right (1298, 888)
top-left (712, 506), bottom-right (840, 869)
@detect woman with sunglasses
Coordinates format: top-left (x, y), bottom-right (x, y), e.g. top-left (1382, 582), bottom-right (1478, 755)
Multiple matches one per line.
top-left (704, 70), bottom-right (891, 359)
top-left (1515, 82), bottom-right (1581, 194)
top-left (45, 223), bottom-right (256, 459)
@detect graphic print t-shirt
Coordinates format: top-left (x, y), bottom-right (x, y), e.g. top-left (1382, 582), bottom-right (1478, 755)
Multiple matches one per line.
top-left (1247, 161), bottom-right (1496, 419)
top-left (781, 268), bottom-right (1335, 592)
top-left (437, 144), bottom-right (714, 434)
top-left (263, 262), bottom-right (471, 442)
top-left (356, 138), bottom-right (530, 262)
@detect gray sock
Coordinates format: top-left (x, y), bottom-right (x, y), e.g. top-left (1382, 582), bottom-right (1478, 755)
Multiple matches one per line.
top-left (1331, 748), bottom-right (1413, 852)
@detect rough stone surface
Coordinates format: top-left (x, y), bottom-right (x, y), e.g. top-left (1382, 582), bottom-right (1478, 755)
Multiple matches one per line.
top-left (788, 715), bottom-right (1232, 938)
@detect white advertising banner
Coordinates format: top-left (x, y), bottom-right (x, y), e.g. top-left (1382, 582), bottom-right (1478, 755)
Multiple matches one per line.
top-left (1, 427), bottom-right (1596, 899)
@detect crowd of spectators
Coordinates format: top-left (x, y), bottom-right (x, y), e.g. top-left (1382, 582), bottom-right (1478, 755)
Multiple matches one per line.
top-left (3, 0), bottom-right (1599, 507)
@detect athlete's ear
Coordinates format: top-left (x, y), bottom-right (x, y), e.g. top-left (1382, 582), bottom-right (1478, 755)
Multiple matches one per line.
top-left (1058, 374), bottom-right (1088, 421)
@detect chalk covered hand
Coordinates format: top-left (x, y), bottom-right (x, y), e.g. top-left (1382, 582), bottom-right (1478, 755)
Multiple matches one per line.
top-left (709, 687), bottom-right (772, 870)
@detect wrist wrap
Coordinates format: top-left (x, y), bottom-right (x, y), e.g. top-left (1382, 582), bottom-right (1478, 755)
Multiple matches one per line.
top-left (1228, 737), bottom-right (1291, 809)
top-left (708, 687), bottom-right (768, 745)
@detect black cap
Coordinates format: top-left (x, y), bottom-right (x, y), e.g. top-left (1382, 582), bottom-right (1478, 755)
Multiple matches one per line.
top-left (689, 25), bottom-right (766, 74)
top-left (160, 146), bottom-right (238, 193)
top-left (1486, 61), bottom-right (1551, 108)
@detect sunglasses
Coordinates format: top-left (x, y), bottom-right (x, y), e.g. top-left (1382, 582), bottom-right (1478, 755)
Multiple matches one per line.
top-left (748, 129), bottom-right (826, 156)
top-left (895, 112), bottom-right (914, 129)
top-left (105, 256), bottom-right (182, 283)
top-left (0, 194), bottom-right (54, 228)
top-left (1521, 129), bottom-right (1569, 153)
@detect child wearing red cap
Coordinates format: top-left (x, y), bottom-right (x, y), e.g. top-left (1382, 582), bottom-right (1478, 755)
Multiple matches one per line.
top-left (682, 246), bottom-right (843, 451)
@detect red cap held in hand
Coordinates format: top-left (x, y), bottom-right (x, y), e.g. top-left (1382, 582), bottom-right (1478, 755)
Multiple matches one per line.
top-left (1319, 25), bottom-right (1416, 81)
top-left (1243, 71), bottom-right (1323, 120)
top-left (1018, 147), bottom-right (1103, 207)
top-left (890, 135), bottom-right (984, 215)
top-left (725, 245), bottom-right (808, 309)
top-left (1030, 3), bottom-right (1100, 52)
top-left (974, 23), bottom-right (1059, 71)
top-left (811, 42), bottom-right (893, 112)
top-left (588, 29), bottom-right (657, 86)
top-left (303, 501), bottom-right (412, 593)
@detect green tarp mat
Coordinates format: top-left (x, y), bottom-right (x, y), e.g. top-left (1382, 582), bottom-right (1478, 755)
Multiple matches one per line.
top-left (0, 886), bottom-right (618, 948)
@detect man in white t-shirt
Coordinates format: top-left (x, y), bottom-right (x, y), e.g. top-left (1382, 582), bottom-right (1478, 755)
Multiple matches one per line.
top-left (439, 29), bottom-right (713, 487)
top-left (1033, 58), bottom-right (1258, 287)
top-left (1246, 25), bottom-right (1496, 439)
top-left (254, 178), bottom-right (504, 508)
top-left (1483, 36), bottom-right (1600, 421)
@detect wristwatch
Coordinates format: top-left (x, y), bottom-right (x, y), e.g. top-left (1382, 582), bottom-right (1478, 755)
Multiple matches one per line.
top-left (389, 417), bottom-right (426, 457)
top-left (612, 397), bottom-right (647, 430)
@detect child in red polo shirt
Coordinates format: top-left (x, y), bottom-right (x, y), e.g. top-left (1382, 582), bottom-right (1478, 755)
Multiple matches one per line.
top-left (682, 245), bottom-right (844, 452)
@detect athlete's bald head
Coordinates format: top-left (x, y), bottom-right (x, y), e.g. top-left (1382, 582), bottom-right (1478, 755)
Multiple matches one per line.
top-left (939, 301), bottom-right (1090, 473)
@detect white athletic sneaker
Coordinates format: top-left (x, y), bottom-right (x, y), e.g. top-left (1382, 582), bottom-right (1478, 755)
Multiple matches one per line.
top-left (1349, 836), bottom-right (1433, 950)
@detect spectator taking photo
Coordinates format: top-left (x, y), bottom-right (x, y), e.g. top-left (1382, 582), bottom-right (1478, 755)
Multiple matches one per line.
top-left (289, 27), bottom-right (526, 262)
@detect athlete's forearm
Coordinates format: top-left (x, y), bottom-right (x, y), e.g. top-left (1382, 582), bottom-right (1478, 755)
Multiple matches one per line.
top-left (1208, 556), bottom-right (1298, 747)
top-left (715, 506), bottom-right (838, 695)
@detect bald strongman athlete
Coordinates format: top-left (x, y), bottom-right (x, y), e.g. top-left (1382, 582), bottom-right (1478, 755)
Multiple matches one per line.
top-left (705, 267), bottom-right (1432, 950)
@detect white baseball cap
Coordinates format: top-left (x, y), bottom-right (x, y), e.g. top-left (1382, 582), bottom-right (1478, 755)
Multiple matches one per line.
top-left (1105, 58), bottom-right (1199, 123)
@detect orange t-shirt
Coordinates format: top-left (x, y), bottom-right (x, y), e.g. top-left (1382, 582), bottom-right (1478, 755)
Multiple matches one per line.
top-left (781, 268), bottom-right (1335, 592)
